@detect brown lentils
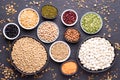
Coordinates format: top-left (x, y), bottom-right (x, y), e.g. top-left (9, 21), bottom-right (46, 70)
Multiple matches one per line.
top-left (64, 28), bottom-right (80, 43)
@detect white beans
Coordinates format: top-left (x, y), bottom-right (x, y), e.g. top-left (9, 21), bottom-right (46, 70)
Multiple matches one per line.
top-left (79, 37), bottom-right (115, 70)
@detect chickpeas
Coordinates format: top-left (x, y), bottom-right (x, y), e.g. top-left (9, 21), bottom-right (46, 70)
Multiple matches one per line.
top-left (37, 21), bottom-right (59, 43)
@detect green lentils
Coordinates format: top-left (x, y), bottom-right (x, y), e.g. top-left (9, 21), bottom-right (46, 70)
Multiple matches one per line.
top-left (81, 12), bottom-right (102, 34)
top-left (41, 5), bottom-right (58, 19)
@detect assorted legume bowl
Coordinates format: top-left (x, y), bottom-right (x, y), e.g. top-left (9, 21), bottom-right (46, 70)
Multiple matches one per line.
top-left (2, 4), bottom-right (116, 76)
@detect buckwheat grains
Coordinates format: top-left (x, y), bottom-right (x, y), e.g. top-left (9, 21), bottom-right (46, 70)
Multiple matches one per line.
top-left (11, 37), bottom-right (47, 74)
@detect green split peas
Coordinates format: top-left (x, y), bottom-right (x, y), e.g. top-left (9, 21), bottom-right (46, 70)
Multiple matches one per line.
top-left (81, 12), bottom-right (102, 34)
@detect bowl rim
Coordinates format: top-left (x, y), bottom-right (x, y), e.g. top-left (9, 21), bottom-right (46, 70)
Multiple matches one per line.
top-left (61, 9), bottom-right (78, 26)
top-left (10, 35), bottom-right (49, 75)
top-left (49, 41), bottom-right (71, 63)
top-left (76, 35), bottom-right (116, 73)
top-left (64, 27), bottom-right (80, 43)
top-left (41, 4), bottom-right (58, 19)
top-left (18, 8), bottom-right (40, 30)
top-left (37, 21), bottom-right (59, 43)
top-left (60, 60), bottom-right (78, 76)
top-left (3, 23), bottom-right (20, 40)
top-left (80, 12), bottom-right (103, 34)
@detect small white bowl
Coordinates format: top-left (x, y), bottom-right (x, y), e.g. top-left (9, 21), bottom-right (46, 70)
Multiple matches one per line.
top-left (18, 8), bottom-right (40, 30)
top-left (61, 9), bottom-right (78, 26)
top-left (3, 23), bottom-right (20, 40)
top-left (80, 12), bottom-right (103, 34)
top-left (37, 21), bottom-right (59, 43)
top-left (49, 41), bottom-right (71, 63)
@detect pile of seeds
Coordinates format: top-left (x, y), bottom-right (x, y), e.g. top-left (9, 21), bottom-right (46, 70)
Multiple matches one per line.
top-left (0, 63), bottom-right (17, 80)
top-left (79, 37), bottom-right (115, 70)
top-left (37, 21), bottom-right (59, 43)
top-left (11, 37), bottom-right (47, 74)
top-left (4, 4), bottom-right (17, 15)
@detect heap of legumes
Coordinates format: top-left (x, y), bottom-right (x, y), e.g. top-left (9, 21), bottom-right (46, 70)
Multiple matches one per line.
top-left (78, 37), bottom-right (115, 71)
top-left (11, 37), bottom-right (47, 74)
top-left (37, 21), bottom-right (59, 43)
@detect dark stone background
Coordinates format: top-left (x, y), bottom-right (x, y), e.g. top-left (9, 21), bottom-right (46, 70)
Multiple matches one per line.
top-left (0, 0), bottom-right (120, 80)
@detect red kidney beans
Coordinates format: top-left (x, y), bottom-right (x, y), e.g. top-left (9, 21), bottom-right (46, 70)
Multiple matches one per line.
top-left (63, 11), bottom-right (76, 24)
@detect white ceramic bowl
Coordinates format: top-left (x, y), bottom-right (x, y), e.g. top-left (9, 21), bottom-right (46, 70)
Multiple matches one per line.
top-left (18, 8), bottom-right (40, 30)
top-left (80, 12), bottom-right (103, 34)
top-left (37, 21), bottom-right (59, 43)
top-left (61, 9), bottom-right (78, 26)
top-left (3, 23), bottom-right (20, 40)
top-left (49, 41), bottom-right (71, 63)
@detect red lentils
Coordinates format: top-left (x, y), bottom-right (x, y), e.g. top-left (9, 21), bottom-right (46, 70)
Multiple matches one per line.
top-left (61, 61), bottom-right (78, 75)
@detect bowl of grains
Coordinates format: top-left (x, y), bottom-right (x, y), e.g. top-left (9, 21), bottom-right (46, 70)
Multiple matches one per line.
top-left (77, 36), bottom-right (116, 73)
top-left (49, 41), bottom-right (71, 63)
top-left (80, 12), bottom-right (103, 34)
top-left (64, 27), bottom-right (80, 43)
top-left (10, 36), bottom-right (49, 75)
top-left (18, 8), bottom-right (39, 30)
top-left (3, 23), bottom-right (20, 40)
top-left (61, 9), bottom-right (78, 26)
top-left (41, 5), bottom-right (58, 19)
top-left (37, 21), bottom-right (59, 43)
